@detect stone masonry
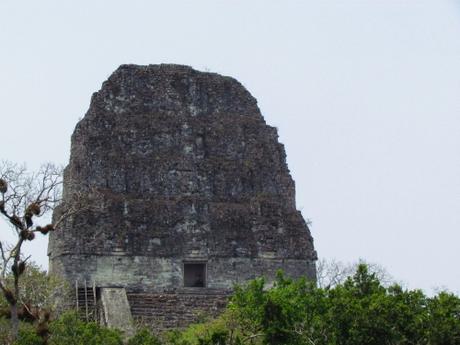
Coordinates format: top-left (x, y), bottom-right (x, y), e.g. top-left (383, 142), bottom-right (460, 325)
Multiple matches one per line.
top-left (48, 64), bottom-right (317, 330)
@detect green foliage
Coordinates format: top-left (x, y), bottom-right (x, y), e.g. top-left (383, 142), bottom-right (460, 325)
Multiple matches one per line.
top-left (170, 265), bottom-right (460, 345)
top-left (165, 316), bottom-right (236, 345)
top-left (15, 324), bottom-right (43, 345)
top-left (48, 312), bottom-right (123, 345)
top-left (128, 328), bottom-right (162, 345)
top-left (3, 264), bottom-right (460, 345)
top-left (0, 317), bottom-right (13, 344)
top-left (0, 261), bottom-right (67, 313)
top-left (0, 317), bottom-right (43, 345)
top-left (426, 292), bottom-right (460, 345)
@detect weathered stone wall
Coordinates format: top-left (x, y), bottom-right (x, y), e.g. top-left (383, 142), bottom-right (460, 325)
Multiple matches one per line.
top-left (127, 289), bottom-right (229, 330)
top-left (51, 255), bottom-right (315, 290)
top-left (49, 64), bottom-right (317, 328)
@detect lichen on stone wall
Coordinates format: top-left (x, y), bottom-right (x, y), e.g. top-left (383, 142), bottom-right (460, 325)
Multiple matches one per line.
top-left (48, 64), bottom-right (317, 329)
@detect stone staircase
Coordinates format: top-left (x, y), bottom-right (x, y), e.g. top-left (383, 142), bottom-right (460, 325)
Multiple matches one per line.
top-left (127, 289), bottom-right (230, 330)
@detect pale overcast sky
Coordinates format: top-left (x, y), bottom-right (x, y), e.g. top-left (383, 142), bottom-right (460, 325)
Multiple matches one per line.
top-left (0, 0), bottom-right (459, 293)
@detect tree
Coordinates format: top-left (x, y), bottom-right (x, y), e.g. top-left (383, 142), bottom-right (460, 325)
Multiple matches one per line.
top-left (0, 261), bottom-right (67, 313)
top-left (316, 258), bottom-right (395, 289)
top-left (0, 161), bottom-right (85, 341)
top-left (168, 265), bottom-right (460, 345)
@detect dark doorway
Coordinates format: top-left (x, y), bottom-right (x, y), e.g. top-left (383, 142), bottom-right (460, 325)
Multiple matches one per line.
top-left (184, 263), bottom-right (206, 287)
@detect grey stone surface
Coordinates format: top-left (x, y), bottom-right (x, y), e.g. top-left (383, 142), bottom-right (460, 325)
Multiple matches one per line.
top-left (127, 289), bottom-right (229, 331)
top-left (49, 64), bottom-right (317, 329)
top-left (100, 288), bottom-right (134, 337)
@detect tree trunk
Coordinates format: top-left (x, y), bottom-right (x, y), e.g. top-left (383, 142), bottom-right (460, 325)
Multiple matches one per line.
top-left (11, 245), bottom-right (22, 342)
top-left (11, 302), bottom-right (19, 341)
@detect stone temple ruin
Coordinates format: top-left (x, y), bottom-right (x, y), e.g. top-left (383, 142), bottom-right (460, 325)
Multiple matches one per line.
top-left (48, 64), bottom-right (317, 331)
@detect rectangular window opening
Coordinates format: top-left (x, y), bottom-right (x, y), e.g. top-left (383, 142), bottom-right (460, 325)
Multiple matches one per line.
top-left (184, 263), bottom-right (206, 287)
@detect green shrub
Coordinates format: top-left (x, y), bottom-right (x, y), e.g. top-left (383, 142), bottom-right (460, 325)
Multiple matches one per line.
top-left (15, 324), bottom-right (43, 345)
top-left (48, 312), bottom-right (122, 345)
top-left (128, 328), bottom-right (162, 345)
top-left (165, 316), bottom-right (240, 345)
top-left (0, 317), bottom-right (13, 345)
top-left (0, 317), bottom-right (43, 345)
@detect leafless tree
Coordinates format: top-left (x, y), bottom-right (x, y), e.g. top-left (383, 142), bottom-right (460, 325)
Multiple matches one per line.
top-left (316, 258), bottom-right (395, 289)
top-left (316, 258), bottom-right (355, 289)
top-left (0, 161), bottom-right (87, 340)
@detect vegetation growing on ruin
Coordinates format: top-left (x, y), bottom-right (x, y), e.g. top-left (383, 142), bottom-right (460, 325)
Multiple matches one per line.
top-left (164, 266), bottom-right (460, 345)
top-left (1, 263), bottom-right (459, 345)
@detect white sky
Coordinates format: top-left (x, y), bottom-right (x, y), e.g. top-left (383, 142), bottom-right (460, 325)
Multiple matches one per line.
top-left (0, 0), bottom-right (459, 293)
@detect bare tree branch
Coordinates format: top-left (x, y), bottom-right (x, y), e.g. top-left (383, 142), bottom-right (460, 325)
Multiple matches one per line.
top-left (0, 160), bottom-right (93, 340)
top-left (316, 257), bottom-right (395, 288)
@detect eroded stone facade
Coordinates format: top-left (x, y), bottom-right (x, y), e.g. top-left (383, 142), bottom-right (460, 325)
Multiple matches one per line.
top-left (49, 64), bottom-right (317, 328)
